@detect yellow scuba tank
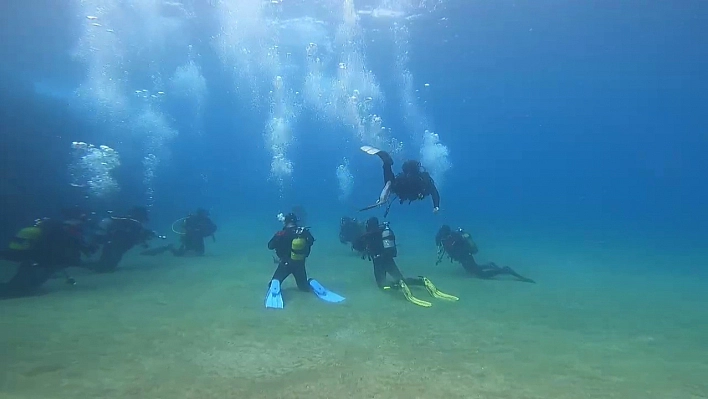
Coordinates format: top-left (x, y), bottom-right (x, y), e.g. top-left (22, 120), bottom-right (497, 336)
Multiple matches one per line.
top-left (8, 226), bottom-right (43, 251)
top-left (290, 228), bottom-right (308, 261)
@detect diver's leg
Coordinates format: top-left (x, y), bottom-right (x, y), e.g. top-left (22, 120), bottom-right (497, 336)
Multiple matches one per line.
top-left (363, 146), bottom-right (394, 182)
top-left (99, 244), bottom-right (124, 272)
top-left (373, 258), bottom-right (388, 288)
top-left (86, 243), bottom-right (124, 273)
top-left (382, 162), bottom-right (394, 183)
top-left (376, 150), bottom-right (394, 168)
top-left (377, 151), bottom-right (395, 202)
top-left (195, 237), bottom-right (205, 256)
top-left (483, 262), bottom-right (535, 283)
top-left (291, 261), bottom-right (311, 291)
top-left (461, 257), bottom-right (485, 278)
top-left (169, 245), bottom-right (186, 257)
top-left (0, 262), bottom-right (52, 298)
top-left (0, 250), bottom-right (26, 263)
top-left (182, 234), bottom-right (205, 256)
top-left (270, 261), bottom-right (291, 284)
top-left (384, 258), bottom-right (406, 282)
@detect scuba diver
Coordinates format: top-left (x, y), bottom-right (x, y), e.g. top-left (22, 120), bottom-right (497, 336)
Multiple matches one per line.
top-left (435, 225), bottom-right (535, 283)
top-left (352, 217), bottom-right (458, 307)
top-left (0, 210), bottom-right (95, 298)
top-left (264, 212), bottom-right (344, 309)
top-left (83, 206), bottom-right (164, 273)
top-left (141, 208), bottom-right (217, 257)
top-left (339, 216), bottom-right (366, 252)
top-left (359, 145), bottom-right (440, 217)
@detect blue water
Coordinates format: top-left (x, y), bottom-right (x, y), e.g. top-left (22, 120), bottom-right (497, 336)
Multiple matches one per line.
top-left (1, 0), bottom-right (707, 263)
top-left (3, 3), bottom-right (708, 397)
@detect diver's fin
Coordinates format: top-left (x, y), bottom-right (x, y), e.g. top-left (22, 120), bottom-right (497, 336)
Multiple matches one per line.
top-left (501, 266), bottom-right (536, 283)
top-left (265, 279), bottom-right (284, 309)
top-left (309, 279), bottom-right (345, 303)
top-left (360, 145), bottom-right (381, 155)
top-left (360, 146), bottom-right (393, 165)
top-left (420, 276), bottom-right (459, 301)
top-left (394, 280), bottom-right (432, 307)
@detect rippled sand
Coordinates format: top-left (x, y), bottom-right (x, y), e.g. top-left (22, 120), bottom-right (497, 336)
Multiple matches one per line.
top-left (1, 236), bottom-right (707, 399)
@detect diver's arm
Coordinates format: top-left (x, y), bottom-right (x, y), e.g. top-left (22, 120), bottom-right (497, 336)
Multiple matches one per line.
top-left (428, 177), bottom-right (441, 209)
top-left (143, 229), bottom-right (166, 242)
top-left (378, 180), bottom-right (392, 204)
top-left (268, 232), bottom-right (282, 250)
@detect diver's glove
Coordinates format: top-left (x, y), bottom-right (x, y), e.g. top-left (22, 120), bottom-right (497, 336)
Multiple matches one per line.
top-left (360, 251), bottom-right (373, 261)
top-left (147, 230), bottom-right (167, 240)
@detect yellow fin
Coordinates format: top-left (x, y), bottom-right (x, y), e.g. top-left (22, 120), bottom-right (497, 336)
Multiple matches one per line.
top-left (421, 277), bottom-right (459, 302)
top-left (400, 281), bottom-right (432, 307)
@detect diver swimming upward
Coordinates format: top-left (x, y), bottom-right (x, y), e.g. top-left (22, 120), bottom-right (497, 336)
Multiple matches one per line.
top-left (359, 145), bottom-right (440, 217)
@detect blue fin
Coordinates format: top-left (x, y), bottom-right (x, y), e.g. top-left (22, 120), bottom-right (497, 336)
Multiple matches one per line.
top-left (265, 279), bottom-right (284, 309)
top-left (309, 279), bottom-right (345, 303)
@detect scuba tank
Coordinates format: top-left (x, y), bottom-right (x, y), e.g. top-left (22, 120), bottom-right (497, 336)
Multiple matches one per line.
top-left (381, 223), bottom-right (395, 249)
top-left (290, 227), bottom-right (309, 261)
top-left (458, 228), bottom-right (478, 254)
top-left (381, 222), bottom-right (397, 257)
top-left (8, 226), bottom-right (43, 251)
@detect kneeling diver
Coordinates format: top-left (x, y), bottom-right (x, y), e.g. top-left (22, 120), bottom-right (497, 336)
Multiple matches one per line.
top-left (435, 225), bottom-right (535, 283)
top-left (339, 216), bottom-right (366, 253)
top-left (83, 206), bottom-right (164, 273)
top-left (141, 208), bottom-right (217, 257)
top-left (264, 212), bottom-right (345, 309)
top-left (0, 213), bottom-right (94, 298)
top-left (353, 217), bottom-right (458, 307)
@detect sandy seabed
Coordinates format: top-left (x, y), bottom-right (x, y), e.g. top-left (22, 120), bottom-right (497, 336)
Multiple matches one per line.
top-left (1, 237), bottom-right (707, 399)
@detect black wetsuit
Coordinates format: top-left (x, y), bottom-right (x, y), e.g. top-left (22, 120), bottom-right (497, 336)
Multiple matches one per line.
top-left (437, 229), bottom-right (534, 283)
top-left (0, 220), bottom-right (89, 298)
top-left (179, 214), bottom-right (216, 255)
top-left (140, 214), bottom-right (217, 258)
top-left (86, 217), bottom-right (156, 273)
top-left (380, 154), bottom-right (440, 209)
top-left (339, 217), bottom-right (365, 248)
top-left (354, 223), bottom-right (423, 288)
top-left (267, 225), bottom-right (315, 291)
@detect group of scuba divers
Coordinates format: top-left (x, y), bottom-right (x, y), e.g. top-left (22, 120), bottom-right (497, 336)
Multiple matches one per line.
top-left (263, 146), bottom-right (534, 309)
top-left (1, 145), bottom-right (534, 307)
top-left (0, 206), bottom-right (217, 299)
